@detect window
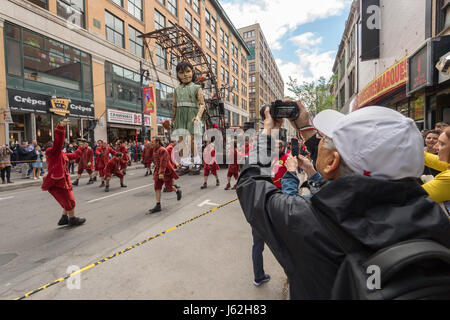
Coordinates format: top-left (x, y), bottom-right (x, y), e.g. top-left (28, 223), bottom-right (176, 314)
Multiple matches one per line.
top-left (211, 58), bottom-right (217, 76)
top-left (170, 53), bottom-right (178, 74)
top-left (436, 0), bottom-right (450, 33)
top-left (111, 0), bottom-right (123, 7)
top-left (246, 40), bottom-right (255, 47)
top-left (128, 0), bottom-right (143, 21)
top-left (241, 84), bottom-right (247, 96)
top-left (105, 61), bottom-right (141, 108)
top-left (339, 85), bottom-right (346, 108)
top-left (193, 19), bottom-right (200, 38)
top-left (224, 33), bottom-right (229, 48)
top-left (221, 66), bottom-right (225, 82)
top-left (243, 30), bottom-right (255, 39)
top-left (211, 16), bottom-right (217, 33)
top-left (232, 43), bottom-right (238, 59)
top-left (129, 26), bottom-right (144, 58)
top-left (220, 28), bottom-right (224, 43)
top-left (241, 99), bottom-right (247, 110)
top-left (6, 23), bottom-right (93, 94)
top-left (154, 9), bottom-right (166, 30)
top-left (232, 60), bottom-right (238, 74)
top-left (205, 32), bottom-right (211, 49)
top-left (225, 70), bottom-right (229, 84)
top-left (249, 86), bottom-right (255, 94)
top-left (249, 62), bottom-right (255, 72)
top-left (156, 43), bottom-right (167, 70)
top-left (155, 82), bottom-right (175, 118)
top-left (157, 0), bottom-right (165, 5)
top-left (205, 9), bottom-right (211, 26)
top-left (339, 54), bottom-right (345, 79)
top-left (27, 0), bottom-right (48, 9)
top-left (249, 74), bottom-right (256, 83)
top-left (105, 11), bottom-right (124, 48)
top-left (241, 70), bottom-right (247, 83)
top-left (185, 10), bottom-right (192, 31)
top-left (211, 38), bottom-right (217, 54)
top-left (57, 0), bottom-right (85, 28)
top-left (168, 0), bottom-right (177, 17)
top-left (192, 0), bottom-right (200, 14)
top-left (348, 68), bottom-right (355, 97)
top-left (241, 53), bottom-right (247, 67)
top-left (232, 76), bottom-right (238, 90)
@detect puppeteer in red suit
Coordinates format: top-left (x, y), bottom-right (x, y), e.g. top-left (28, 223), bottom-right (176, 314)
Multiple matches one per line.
top-left (148, 137), bottom-right (182, 214)
top-left (42, 119), bottom-right (86, 227)
top-left (95, 142), bottom-right (117, 187)
top-left (72, 139), bottom-right (94, 186)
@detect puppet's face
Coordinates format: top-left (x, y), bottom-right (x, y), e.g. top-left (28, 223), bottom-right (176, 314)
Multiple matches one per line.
top-left (178, 67), bottom-right (193, 84)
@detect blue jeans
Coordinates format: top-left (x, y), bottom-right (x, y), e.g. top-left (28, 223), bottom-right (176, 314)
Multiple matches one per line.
top-left (252, 228), bottom-right (265, 281)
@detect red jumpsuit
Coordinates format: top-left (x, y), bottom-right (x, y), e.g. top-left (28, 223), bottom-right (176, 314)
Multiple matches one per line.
top-left (143, 146), bottom-right (154, 169)
top-left (95, 146), bottom-right (117, 178)
top-left (227, 147), bottom-right (240, 180)
top-left (105, 157), bottom-right (124, 179)
top-left (272, 152), bottom-right (289, 189)
top-left (153, 146), bottom-right (179, 191)
top-left (165, 143), bottom-right (176, 167)
top-left (203, 144), bottom-right (220, 177)
top-left (117, 145), bottom-right (129, 171)
top-left (75, 146), bottom-right (93, 175)
top-left (42, 124), bottom-right (80, 211)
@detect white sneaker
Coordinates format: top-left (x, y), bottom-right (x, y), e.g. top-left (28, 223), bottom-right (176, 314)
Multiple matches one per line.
top-left (33, 177), bottom-right (37, 180)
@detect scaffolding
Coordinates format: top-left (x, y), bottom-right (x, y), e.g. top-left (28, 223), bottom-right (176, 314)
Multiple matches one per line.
top-left (139, 24), bottom-right (227, 132)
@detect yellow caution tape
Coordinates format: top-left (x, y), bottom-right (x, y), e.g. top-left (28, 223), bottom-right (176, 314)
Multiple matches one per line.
top-left (15, 198), bottom-right (238, 300)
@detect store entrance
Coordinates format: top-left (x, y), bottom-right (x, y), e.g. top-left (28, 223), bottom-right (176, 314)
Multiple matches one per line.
top-left (9, 131), bottom-right (23, 145)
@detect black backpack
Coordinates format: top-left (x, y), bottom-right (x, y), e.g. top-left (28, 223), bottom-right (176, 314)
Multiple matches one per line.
top-left (313, 208), bottom-right (450, 300)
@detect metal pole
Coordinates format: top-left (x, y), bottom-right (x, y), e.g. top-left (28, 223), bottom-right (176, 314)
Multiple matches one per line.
top-left (140, 61), bottom-right (146, 163)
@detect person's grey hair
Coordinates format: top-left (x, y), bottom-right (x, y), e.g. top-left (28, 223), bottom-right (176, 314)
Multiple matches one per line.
top-left (322, 136), bottom-right (355, 176)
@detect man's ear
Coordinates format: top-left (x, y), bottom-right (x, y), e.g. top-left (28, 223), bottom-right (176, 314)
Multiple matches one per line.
top-left (322, 151), bottom-right (341, 178)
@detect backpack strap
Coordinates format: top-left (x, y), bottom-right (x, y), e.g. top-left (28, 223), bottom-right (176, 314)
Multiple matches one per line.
top-left (310, 205), bottom-right (367, 254)
top-left (362, 239), bottom-right (450, 286)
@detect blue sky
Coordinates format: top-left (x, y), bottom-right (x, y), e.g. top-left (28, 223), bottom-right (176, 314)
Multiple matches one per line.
top-left (220, 0), bottom-right (353, 96)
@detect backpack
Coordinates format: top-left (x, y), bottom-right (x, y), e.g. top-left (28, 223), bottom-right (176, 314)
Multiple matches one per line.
top-left (312, 207), bottom-right (450, 300)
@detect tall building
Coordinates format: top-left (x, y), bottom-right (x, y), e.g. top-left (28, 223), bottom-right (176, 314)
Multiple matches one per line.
top-left (0, 0), bottom-right (250, 146)
top-left (332, 0), bottom-right (450, 128)
top-left (238, 23), bottom-right (284, 130)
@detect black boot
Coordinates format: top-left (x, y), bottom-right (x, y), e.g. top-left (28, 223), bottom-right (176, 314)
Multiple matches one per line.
top-left (216, 179), bottom-right (220, 187)
top-left (121, 182), bottom-right (127, 188)
top-left (148, 203), bottom-right (162, 214)
top-left (145, 171), bottom-right (149, 177)
top-left (105, 185), bottom-right (109, 192)
top-left (99, 181), bottom-right (105, 188)
top-left (93, 176), bottom-right (97, 182)
top-left (87, 178), bottom-right (94, 185)
top-left (57, 215), bottom-right (69, 226)
top-left (176, 189), bottom-right (182, 201)
top-left (200, 183), bottom-right (207, 189)
top-left (225, 183), bottom-right (231, 190)
top-left (72, 179), bottom-right (79, 186)
top-left (231, 184), bottom-right (237, 190)
top-left (68, 216), bottom-right (86, 227)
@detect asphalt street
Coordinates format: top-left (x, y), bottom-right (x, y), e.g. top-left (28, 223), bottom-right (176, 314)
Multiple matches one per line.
top-left (0, 168), bottom-right (286, 300)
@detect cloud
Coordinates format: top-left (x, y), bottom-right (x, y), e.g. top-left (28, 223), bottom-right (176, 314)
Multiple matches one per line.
top-left (221, 0), bottom-right (348, 49)
top-left (277, 49), bottom-right (336, 97)
top-left (289, 32), bottom-right (323, 48)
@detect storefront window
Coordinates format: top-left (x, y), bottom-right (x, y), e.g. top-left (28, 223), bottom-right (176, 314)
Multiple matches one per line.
top-left (105, 61), bottom-right (141, 111)
top-left (5, 22), bottom-right (93, 95)
top-left (69, 118), bottom-right (82, 143)
top-left (156, 82), bottom-right (174, 118)
top-left (36, 114), bottom-right (52, 145)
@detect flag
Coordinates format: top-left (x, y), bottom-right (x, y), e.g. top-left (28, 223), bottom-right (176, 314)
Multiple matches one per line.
top-left (143, 85), bottom-right (156, 114)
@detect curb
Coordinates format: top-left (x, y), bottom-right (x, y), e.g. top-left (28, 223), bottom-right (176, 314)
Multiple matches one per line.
top-left (0, 165), bottom-right (146, 193)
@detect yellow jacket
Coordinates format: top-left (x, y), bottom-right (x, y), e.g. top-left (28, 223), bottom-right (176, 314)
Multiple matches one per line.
top-left (422, 152), bottom-right (450, 203)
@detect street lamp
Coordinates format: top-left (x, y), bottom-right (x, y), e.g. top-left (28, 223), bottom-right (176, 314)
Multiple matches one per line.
top-left (139, 61), bottom-right (150, 145)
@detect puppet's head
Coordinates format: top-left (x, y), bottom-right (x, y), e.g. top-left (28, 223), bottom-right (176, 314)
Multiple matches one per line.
top-left (176, 61), bottom-right (195, 85)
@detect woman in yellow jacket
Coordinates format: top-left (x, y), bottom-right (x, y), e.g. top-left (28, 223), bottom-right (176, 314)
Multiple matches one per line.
top-left (422, 127), bottom-right (450, 207)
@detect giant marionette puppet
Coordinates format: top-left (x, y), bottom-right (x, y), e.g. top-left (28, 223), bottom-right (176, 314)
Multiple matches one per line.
top-left (171, 61), bottom-right (205, 175)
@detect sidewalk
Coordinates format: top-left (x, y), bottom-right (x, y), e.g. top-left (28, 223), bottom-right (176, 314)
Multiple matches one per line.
top-left (0, 163), bottom-right (145, 193)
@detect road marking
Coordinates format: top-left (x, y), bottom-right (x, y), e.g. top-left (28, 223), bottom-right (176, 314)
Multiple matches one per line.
top-left (15, 198), bottom-right (238, 300)
top-left (87, 184), bottom-right (153, 204)
top-left (197, 199), bottom-right (220, 207)
top-left (0, 196), bottom-right (14, 201)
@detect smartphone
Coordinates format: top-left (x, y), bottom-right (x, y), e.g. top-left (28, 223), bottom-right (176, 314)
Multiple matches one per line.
top-left (291, 138), bottom-right (299, 157)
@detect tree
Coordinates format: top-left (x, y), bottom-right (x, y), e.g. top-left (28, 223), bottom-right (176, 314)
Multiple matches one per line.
top-left (287, 75), bottom-right (337, 118)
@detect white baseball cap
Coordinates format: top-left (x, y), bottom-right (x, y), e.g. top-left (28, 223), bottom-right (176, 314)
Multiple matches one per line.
top-left (312, 106), bottom-right (425, 180)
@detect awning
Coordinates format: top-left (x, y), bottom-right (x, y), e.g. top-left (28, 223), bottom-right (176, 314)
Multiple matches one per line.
top-left (108, 123), bottom-right (148, 130)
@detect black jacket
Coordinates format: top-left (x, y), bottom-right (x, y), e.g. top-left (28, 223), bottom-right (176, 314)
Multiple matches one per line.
top-left (237, 134), bottom-right (450, 300)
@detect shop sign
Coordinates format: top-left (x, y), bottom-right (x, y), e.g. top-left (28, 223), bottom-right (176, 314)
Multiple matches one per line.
top-left (361, 0), bottom-right (380, 61)
top-left (50, 98), bottom-right (71, 117)
top-left (8, 89), bottom-right (94, 118)
top-left (8, 89), bottom-right (48, 113)
top-left (157, 116), bottom-right (172, 125)
top-left (407, 43), bottom-right (432, 95)
top-left (108, 109), bottom-right (151, 127)
top-left (143, 85), bottom-right (156, 114)
top-left (357, 56), bottom-right (408, 108)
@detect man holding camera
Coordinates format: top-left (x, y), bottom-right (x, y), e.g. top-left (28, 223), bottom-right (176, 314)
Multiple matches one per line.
top-left (237, 101), bottom-right (450, 299)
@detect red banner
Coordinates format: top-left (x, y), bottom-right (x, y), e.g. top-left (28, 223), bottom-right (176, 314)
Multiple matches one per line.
top-left (143, 85), bottom-right (156, 114)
